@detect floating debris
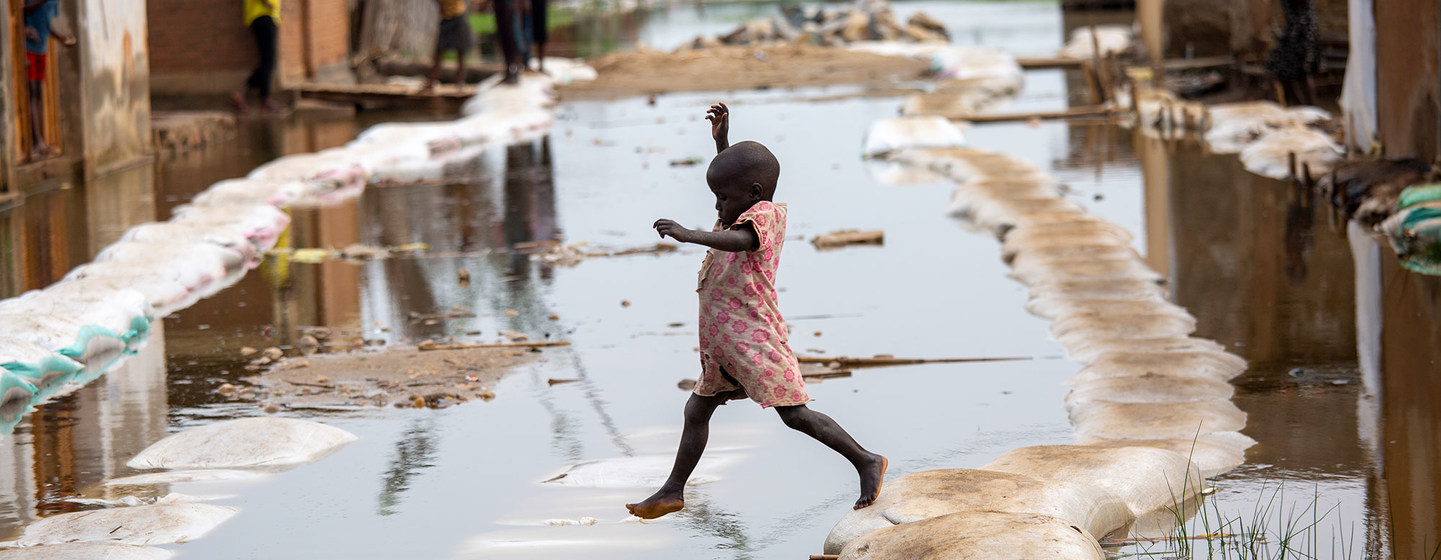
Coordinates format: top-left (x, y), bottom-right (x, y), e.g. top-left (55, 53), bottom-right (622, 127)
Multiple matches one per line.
top-left (811, 230), bottom-right (884, 249)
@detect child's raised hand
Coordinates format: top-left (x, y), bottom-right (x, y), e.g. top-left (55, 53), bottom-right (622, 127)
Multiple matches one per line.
top-left (706, 102), bottom-right (729, 153)
top-left (653, 219), bottom-right (692, 243)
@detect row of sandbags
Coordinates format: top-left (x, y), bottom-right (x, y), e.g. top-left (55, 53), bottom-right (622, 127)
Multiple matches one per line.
top-left (0, 67), bottom-right (593, 434)
top-left (849, 44), bottom-right (1025, 122)
top-left (689, 0), bottom-right (949, 49)
top-left (823, 142), bottom-right (1253, 558)
top-left (0, 417), bottom-right (356, 557)
top-left (1119, 86), bottom-right (1343, 181)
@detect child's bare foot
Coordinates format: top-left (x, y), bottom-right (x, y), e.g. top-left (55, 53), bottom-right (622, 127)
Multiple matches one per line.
top-left (854, 454), bottom-right (887, 510)
top-left (625, 489), bottom-right (685, 519)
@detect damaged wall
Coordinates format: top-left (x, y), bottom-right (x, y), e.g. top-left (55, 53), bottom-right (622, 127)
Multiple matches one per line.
top-left (1373, 0), bottom-right (1440, 159)
top-left (76, 0), bottom-right (150, 175)
top-left (149, 0), bottom-right (352, 97)
top-left (1162, 0), bottom-right (1347, 61)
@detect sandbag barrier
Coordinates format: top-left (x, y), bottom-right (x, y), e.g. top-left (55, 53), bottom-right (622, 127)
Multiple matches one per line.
top-left (1116, 85), bottom-right (1342, 182)
top-left (0, 66), bottom-right (594, 436)
top-left (0, 417), bottom-right (356, 554)
top-left (823, 145), bottom-right (1255, 559)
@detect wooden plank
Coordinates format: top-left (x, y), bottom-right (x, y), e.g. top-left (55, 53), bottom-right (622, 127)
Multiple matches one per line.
top-left (290, 82), bottom-right (477, 108)
top-left (947, 105), bottom-right (1118, 124)
top-left (1017, 57), bottom-right (1085, 70)
top-left (418, 340), bottom-right (571, 351)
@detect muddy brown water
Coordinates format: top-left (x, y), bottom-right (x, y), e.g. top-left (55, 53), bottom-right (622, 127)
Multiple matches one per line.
top-left (1, 2), bottom-right (1438, 559)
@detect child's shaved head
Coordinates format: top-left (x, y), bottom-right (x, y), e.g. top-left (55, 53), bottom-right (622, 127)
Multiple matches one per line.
top-left (706, 141), bottom-right (780, 199)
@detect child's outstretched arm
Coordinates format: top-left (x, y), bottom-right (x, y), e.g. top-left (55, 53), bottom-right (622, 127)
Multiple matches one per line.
top-left (706, 103), bottom-right (729, 154)
top-left (654, 219), bottom-right (758, 252)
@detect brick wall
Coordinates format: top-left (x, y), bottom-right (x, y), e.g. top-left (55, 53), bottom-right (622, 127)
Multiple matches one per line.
top-left (279, 0), bottom-right (350, 82)
top-left (150, 0), bottom-right (350, 96)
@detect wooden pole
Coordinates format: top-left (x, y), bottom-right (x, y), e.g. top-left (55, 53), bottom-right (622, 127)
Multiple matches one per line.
top-left (796, 355), bottom-right (1031, 368)
top-left (418, 340), bottom-right (572, 351)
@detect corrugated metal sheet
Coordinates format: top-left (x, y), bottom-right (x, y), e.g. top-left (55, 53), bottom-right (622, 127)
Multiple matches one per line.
top-left (1374, 0), bottom-right (1440, 159)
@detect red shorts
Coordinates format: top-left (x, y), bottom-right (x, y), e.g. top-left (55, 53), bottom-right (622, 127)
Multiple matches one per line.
top-left (25, 52), bottom-right (46, 82)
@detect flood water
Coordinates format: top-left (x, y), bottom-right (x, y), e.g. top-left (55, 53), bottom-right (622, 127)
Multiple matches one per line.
top-left (2, 1), bottom-right (1438, 558)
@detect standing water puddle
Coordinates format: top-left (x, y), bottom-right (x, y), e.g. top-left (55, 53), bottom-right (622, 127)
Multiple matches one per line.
top-left (1, 1), bottom-right (1430, 558)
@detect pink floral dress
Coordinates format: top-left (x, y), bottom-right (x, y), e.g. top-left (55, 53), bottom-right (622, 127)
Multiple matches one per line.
top-left (693, 201), bottom-right (809, 408)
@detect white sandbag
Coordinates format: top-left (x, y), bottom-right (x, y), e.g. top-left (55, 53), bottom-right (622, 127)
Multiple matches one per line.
top-left (862, 117), bottom-right (967, 157)
top-left (1, 364), bottom-right (44, 422)
top-left (1067, 373), bottom-right (1235, 410)
top-left (1071, 350), bottom-right (1247, 383)
top-left (1012, 257), bottom-right (1163, 287)
top-left (1071, 399), bottom-right (1247, 440)
top-left (838, 511), bottom-right (1104, 560)
top-left (1006, 244), bottom-right (1142, 269)
top-left (981, 445), bottom-right (1205, 518)
top-left (1001, 209), bottom-right (1108, 229)
top-left (1022, 297), bottom-right (1189, 322)
top-left (823, 469), bottom-right (1130, 554)
top-left (540, 57), bottom-right (598, 84)
top-left (249, 148), bottom-right (372, 182)
top-left (1027, 278), bottom-right (1168, 302)
top-left (1025, 292), bottom-right (1169, 321)
top-left (1050, 313), bottom-right (1197, 348)
top-left (7, 503), bottom-right (237, 546)
top-left (541, 454), bottom-right (740, 488)
top-left (0, 314), bottom-right (126, 375)
top-left (864, 159), bottom-right (945, 185)
top-left (0, 543), bottom-right (175, 560)
top-left (168, 203), bottom-right (291, 250)
top-left (43, 277), bottom-right (190, 320)
top-left (1079, 432), bottom-right (1257, 478)
top-left (1058, 25), bottom-right (1132, 59)
top-left (1062, 336), bottom-right (1229, 363)
top-left (1239, 127), bottom-right (1343, 180)
top-left (849, 43), bottom-right (1024, 95)
top-left (127, 417), bottom-right (357, 470)
top-left (970, 198), bottom-right (1085, 231)
top-left (0, 288), bottom-right (153, 346)
top-left (188, 178), bottom-right (307, 208)
top-left (462, 74), bottom-right (556, 117)
top-left (118, 223), bottom-right (259, 265)
top-left (1203, 102), bottom-right (1330, 154)
top-left (1001, 226), bottom-right (1134, 258)
top-left (96, 241), bottom-right (247, 278)
top-left (451, 107), bottom-right (555, 147)
top-left (106, 469), bottom-right (271, 487)
top-left (65, 262), bottom-right (220, 310)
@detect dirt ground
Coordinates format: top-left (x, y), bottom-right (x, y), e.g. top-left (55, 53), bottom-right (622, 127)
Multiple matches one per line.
top-left (558, 44), bottom-right (931, 99)
top-left (226, 344), bottom-right (549, 410)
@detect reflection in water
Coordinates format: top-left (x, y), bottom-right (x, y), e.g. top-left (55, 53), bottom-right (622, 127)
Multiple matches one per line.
top-left (1143, 131), bottom-right (1440, 556)
top-left (378, 418), bottom-right (439, 516)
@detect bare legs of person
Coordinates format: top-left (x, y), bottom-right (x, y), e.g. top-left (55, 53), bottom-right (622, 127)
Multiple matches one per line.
top-left (423, 43), bottom-right (444, 92)
top-left (626, 393), bottom-right (886, 519)
top-left (27, 80), bottom-right (53, 161)
top-left (625, 393), bottom-right (724, 519)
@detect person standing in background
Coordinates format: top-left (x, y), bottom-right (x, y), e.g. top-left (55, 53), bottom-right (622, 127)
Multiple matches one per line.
top-left (23, 0), bottom-right (75, 161)
top-left (232, 0), bottom-right (283, 114)
top-left (491, 0), bottom-right (521, 84)
top-left (528, 0), bottom-right (547, 72)
top-left (1266, 0), bottom-right (1320, 107)
top-left (423, 0), bottom-right (474, 91)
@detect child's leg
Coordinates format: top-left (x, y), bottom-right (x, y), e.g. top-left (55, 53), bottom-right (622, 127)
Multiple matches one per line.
top-left (775, 405), bottom-right (887, 510)
top-left (625, 392), bottom-right (727, 519)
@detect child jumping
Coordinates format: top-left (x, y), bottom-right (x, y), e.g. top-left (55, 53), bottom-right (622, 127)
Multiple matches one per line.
top-left (628, 102), bottom-right (886, 520)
